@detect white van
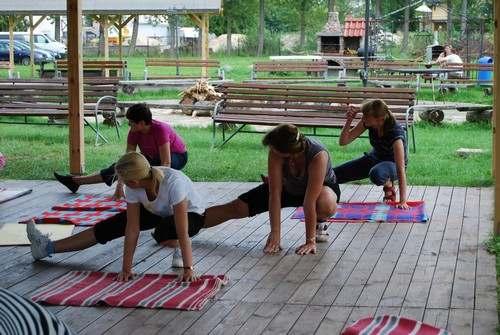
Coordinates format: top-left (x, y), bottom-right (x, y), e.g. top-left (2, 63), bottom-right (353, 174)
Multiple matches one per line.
top-left (0, 32), bottom-right (66, 56)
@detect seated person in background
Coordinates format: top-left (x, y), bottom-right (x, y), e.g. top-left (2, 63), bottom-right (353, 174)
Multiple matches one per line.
top-left (54, 103), bottom-right (188, 199)
top-left (436, 45), bottom-right (463, 79)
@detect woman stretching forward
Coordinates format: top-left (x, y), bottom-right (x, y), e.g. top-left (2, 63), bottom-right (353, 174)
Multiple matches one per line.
top-left (204, 124), bottom-right (340, 255)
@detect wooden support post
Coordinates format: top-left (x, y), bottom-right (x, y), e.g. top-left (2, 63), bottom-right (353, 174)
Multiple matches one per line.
top-left (67, 0), bottom-right (85, 174)
top-left (28, 15), bottom-right (47, 77)
top-left (494, 0), bottom-right (500, 235)
top-left (112, 15), bottom-right (134, 61)
top-left (103, 16), bottom-right (109, 62)
top-left (118, 16), bottom-right (123, 60)
top-left (201, 14), bottom-right (209, 77)
top-left (29, 16), bottom-right (34, 77)
top-left (189, 13), bottom-right (210, 77)
top-left (8, 16), bottom-right (15, 76)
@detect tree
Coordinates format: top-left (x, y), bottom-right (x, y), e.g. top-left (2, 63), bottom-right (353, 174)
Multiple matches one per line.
top-left (374, 0), bottom-right (381, 20)
top-left (328, 0), bottom-right (335, 12)
top-left (402, 0), bottom-right (410, 49)
top-left (128, 16), bottom-right (139, 56)
top-left (226, 15), bottom-right (232, 54)
top-left (257, 0), bottom-right (264, 56)
top-left (460, 0), bottom-right (467, 37)
top-left (447, 0), bottom-right (452, 43)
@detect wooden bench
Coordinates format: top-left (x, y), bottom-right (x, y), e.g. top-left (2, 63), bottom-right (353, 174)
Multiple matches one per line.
top-left (440, 63), bottom-right (493, 87)
top-left (250, 60), bottom-right (328, 81)
top-left (54, 60), bottom-right (128, 79)
top-left (212, 83), bottom-right (417, 152)
top-left (0, 78), bottom-right (120, 145)
top-left (144, 59), bottom-right (224, 80)
top-left (339, 58), bottom-right (420, 84)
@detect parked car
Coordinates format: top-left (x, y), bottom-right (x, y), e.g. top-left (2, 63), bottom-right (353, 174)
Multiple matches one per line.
top-left (0, 40), bottom-right (52, 65)
top-left (0, 32), bottom-right (66, 58)
top-left (14, 40), bottom-right (58, 60)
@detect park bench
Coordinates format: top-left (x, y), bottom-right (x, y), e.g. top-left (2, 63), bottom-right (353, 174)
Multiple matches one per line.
top-left (0, 78), bottom-right (120, 145)
top-left (144, 59), bottom-right (224, 80)
top-left (439, 63), bottom-right (493, 87)
top-left (250, 60), bottom-right (328, 81)
top-left (50, 60), bottom-right (128, 79)
top-left (212, 82), bottom-right (417, 153)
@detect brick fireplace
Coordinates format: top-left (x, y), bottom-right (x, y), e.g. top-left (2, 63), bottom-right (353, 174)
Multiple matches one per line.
top-left (317, 11), bottom-right (344, 55)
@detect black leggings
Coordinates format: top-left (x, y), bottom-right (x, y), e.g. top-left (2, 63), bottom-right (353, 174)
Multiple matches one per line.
top-left (93, 205), bottom-right (204, 244)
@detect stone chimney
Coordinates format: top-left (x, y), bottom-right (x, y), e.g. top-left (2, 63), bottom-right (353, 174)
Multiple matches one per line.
top-left (317, 11), bottom-right (344, 54)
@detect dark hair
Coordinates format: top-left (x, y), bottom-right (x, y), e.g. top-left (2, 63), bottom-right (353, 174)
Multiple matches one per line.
top-left (360, 99), bottom-right (396, 132)
top-left (126, 103), bottom-right (152, 124)
top-left (262, 124), bottom-right (306, 154)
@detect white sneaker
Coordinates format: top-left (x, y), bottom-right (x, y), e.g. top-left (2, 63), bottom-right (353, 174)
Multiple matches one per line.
top-left (171, 248), bottom-right (184, 268)
top-left (315, 222), bottom-right (329, 243)
top-left (26, 222), bottom-right (50, 260)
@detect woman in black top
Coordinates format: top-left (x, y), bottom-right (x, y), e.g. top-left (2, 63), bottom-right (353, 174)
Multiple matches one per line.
top-left (334, 99), bottom-right (409, 209)
top-left (204, 124), bottom-right (340, 255)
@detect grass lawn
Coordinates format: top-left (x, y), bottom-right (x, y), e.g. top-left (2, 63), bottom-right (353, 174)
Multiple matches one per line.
top-left (0, 120), bottom-right (492, 186)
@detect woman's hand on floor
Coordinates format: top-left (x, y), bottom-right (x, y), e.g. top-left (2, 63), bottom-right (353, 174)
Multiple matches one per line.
top-left (295, 242), bottom-right (316, 255)
top-left (264, 234), bottom-right (282, 254)
top-left (113, 184), bottom-right (125, 200)
top-left (180, 268), bottom-right (198, 282)
top-left (397, 201), bottom-right (410, 210)
top-left (116, 270), bottom-right (134, 282)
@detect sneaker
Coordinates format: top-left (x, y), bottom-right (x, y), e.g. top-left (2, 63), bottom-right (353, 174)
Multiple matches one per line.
top-left (171, 248), bottom-right (184, 268)
top-left (26, 222), bottom-right (50, 260)
top-left (54, 172), bottom-right (79, 193)
top-left (315, 222), bottom-right (329, 243)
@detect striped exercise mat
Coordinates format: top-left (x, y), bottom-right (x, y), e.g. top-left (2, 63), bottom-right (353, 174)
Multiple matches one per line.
top-left (32, 271), bottom-right (228, 311)
top-left (292, 201), bottom-right (428, 223)
top-left (342, 315), bottom-right (451, 335)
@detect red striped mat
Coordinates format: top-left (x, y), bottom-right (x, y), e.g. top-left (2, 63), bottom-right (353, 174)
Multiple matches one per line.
top-left (342, 315), bottom-right (452, 335)
top-left (31, 271), bottom-right (228, 311)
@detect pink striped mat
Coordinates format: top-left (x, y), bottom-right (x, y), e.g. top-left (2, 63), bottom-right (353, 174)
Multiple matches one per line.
top-left (31, 271), bottom-right (229, 311)
top-left (342, 315), bottom-right (452, 335)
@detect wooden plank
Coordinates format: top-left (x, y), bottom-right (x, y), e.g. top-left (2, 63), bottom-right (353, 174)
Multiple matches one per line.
top-left (446, 308), bottom-right (473, 335)
top-left (427, 187), bottom-right (466, 309)
top-left (236, 303), bottom-right (284, 335)
top-left (473, 308), bottom-right (498, 335)
top-left (315, 306), bottom-right (353, 335)
top-left (494, 0), bottom-right (500, 232)
top-left (259, 303), bottom-right (306, 334)
top-left (375, 186), bottom-right (431, 307)
top-left (450, 187), bottom-right (479, 309)
top-left (475, 187), bottom-right (498, 326)
top-left (422, 308), bottom-right (449, 329)
top-left (287, 305), bottom-right (329, 335)
top-left (403, 187), bottom-right (452, 308)
top-left (209, 302), bottom-right (261, 335)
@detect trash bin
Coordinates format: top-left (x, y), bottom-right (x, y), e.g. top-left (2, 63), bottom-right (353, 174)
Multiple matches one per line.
top-left (478, 56), bottom-right (493, 82)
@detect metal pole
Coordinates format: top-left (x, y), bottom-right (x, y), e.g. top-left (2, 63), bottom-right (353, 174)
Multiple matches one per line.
top-left (363, 0), bottom-right (370, 87)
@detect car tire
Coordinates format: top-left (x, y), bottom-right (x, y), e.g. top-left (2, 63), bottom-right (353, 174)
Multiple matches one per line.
top-left (21, 57), bottom-right (30, 66)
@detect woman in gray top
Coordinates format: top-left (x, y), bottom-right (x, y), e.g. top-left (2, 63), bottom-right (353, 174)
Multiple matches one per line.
top-left (204, 124), bottom-right (340, 256)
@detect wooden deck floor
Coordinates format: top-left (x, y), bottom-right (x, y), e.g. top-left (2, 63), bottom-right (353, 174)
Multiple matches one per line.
top-left (0, 180), bottom-right (497, 334)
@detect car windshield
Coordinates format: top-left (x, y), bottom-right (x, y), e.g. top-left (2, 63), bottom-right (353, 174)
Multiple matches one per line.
top-left (43, 34), bottom-right (56, 42)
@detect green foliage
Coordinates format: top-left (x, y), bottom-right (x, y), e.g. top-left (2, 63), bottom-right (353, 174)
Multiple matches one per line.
top-left (0, 17), bottom-right (29, 31)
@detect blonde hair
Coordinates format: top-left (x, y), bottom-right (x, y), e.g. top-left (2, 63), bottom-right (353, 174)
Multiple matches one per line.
top-left (115, 152), bottom-right (164, 196)
top-left (360, 99), bottom-right (396, 130)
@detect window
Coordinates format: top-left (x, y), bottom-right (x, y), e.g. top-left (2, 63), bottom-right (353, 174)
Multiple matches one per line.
top-left (35, 35), bottom-right (48, 43)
